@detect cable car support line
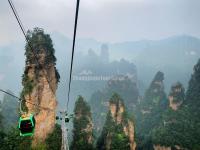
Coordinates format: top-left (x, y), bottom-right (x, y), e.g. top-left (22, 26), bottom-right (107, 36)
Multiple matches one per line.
top-left (66, 0), bottom-right (80, 112)
top-left (62, 0), bottom-right (80, 149)
top-left (0, 89), bottom-right (54, 112)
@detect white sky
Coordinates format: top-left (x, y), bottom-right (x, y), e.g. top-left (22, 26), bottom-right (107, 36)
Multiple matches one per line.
top-left (0, 0), bottom-right (200, 45)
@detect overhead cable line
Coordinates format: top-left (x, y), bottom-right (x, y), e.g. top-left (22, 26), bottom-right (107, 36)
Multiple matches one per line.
top-left (8, 0), bottom-right (26, 39)
top-left (0, 89), bottom-right (54, 111)
top-left (61, 1), bottom-right (80, 149)
top-left (66, 0), bottom-right (80, 112)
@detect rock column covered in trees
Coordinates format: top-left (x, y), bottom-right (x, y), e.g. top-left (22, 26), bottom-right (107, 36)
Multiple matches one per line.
top-left (21, 28), bottom-right (60, 146)
top-left (97, 93), bottom-right (136, 150)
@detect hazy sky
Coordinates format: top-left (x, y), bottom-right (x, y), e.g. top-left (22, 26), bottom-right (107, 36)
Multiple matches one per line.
top-left (0, 0), bottom-right (200, 45)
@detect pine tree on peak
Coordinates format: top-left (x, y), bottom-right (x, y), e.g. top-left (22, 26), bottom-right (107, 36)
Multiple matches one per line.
top-left (74, 96), bottom-right (92, 117)
top-left (109, 93), bottom-right (124, 104)
top-left (25, 27), bottom-right (57, 66)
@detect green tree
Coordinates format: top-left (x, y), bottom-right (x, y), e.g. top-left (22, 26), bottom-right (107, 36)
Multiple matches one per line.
top-left (25, 28), bottom-right (57, 66)
top-left (71, 96), bottom-right (95, 150)
top-left (45, 124), bottom-right (62, 150)
top-left (150, 59), bottom-right (200, 149)
top-left (0, 127), bottom-right (32, 150)
top-left (184, 59), bottom-right (200, 149)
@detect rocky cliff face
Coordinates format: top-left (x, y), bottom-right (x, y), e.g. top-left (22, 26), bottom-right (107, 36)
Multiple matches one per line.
top-left (97, 93), bottom-right (136, 150)
top-left (168, 96), bottom-right (182, 111)
top-left (21, 28), bottom-right (59, 146)
top-left (110, 100), bottom-right (136, 150)
top-left (25, 63), bottom-right (57, 144)
top-left (168, 82), bottom-right (185, 111)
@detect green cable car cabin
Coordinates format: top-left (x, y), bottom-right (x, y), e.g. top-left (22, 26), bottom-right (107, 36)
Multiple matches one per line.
top-left (18, 114), bottom-right (36, 136)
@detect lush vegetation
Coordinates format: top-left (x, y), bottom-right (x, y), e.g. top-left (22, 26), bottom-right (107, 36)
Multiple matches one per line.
top-left (71, 96), bottom-right (95, 150)
top-left (1, 26), bottom-right (200, 149)
top-left (25, 28), bottom-right (57, 65)
top-left (26, 28), bottom-right (60, 81)
top-left (97, 93), bottom-right (132, 150)
top-left (135, 59), bottom-right (200, 149)
top-left (0, 125), bottom-right (62, 150)
top-left (45, 124), bottom-right (62, 150)
top-left (1, 59), bottom-right (200, 149)
top-left (129, 71), bottom-right (167, 149)
top-left (90, 60), bottom-right (200, 149)
top-left (90, 76), bottom-right (139, 136)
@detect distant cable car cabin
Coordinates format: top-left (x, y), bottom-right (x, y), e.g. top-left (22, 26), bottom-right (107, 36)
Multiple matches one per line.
top-left (18, 114), bottom-right (35, 136)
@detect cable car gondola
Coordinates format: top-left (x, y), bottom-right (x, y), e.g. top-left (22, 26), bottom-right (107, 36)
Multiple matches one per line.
top-left (18, 114), bottom-right (35, 136)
